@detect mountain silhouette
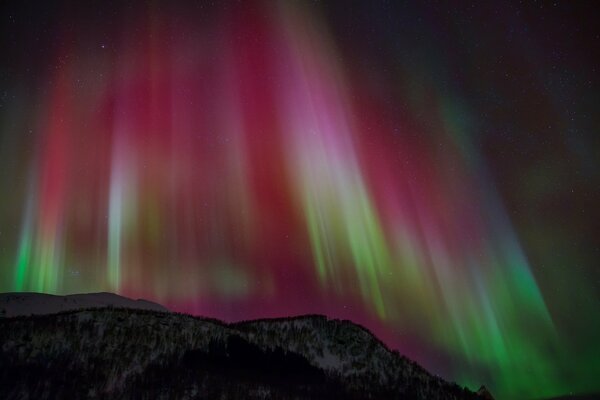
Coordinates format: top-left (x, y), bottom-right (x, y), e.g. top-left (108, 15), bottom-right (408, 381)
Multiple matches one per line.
top-left (0, 292), bottom-right (486, 399)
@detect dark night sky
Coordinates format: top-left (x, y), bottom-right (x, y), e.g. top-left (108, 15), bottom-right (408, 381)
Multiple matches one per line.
top-left (1, 1), bottom-right (599, 398)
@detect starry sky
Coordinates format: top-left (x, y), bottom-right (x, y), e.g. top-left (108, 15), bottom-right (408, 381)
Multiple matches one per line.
top-left (1, 1), bottom-right (599, 398)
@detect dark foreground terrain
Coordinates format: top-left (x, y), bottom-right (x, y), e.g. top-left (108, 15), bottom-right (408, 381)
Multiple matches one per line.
top-left (0, 295), bottom-right (485, 399)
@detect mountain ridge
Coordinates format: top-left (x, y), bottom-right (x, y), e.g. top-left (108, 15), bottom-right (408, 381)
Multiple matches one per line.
top-left (0, 291), bottom-right (169, 317)
top-left (1, 292), bottom-right (486, 399)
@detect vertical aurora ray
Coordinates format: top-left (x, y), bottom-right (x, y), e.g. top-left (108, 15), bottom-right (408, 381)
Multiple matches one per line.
top-left (10, 64), bottom-right (73, 293)
top-left (277, 5), bottom-right (392, 318)
top-left (107, 154), bottom-right (125, 291)
top-left (271, 4), bottom-right (568, 397)
top-left (107, 116), bottom-right (139, 292)
top-left (430, 93), bottom-right (562, 395)
top-left (14, 184), bottom-right (35, 291)
top-left (1, 1), bottom-right (599, 398)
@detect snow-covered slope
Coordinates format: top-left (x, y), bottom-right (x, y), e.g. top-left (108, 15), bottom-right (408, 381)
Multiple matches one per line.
top-left (0, 292), bottom-right (168, 317)
top-left (0, 306), bottom-right (484, 399)
top-left (233, 316), bottom-right (453, 393)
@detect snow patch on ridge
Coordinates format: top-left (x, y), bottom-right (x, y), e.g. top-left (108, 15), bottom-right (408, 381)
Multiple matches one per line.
top-left (0, 292), bottom-right (169, 317)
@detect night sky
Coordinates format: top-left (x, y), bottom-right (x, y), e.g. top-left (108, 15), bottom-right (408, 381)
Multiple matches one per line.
top-left (1, 1), bottom-right (599, 398)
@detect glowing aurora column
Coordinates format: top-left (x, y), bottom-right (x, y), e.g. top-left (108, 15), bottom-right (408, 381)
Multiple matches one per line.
top-left (277, 5), bottom-right (392, 318)
top-left (107, 124), bottom-right (137, 292)
top-left (107, 150), bottom-right (123, 291)
top-left (30, 69), bottom-right (72, 293)
top-left (14, 178), bottom-right (36, 291)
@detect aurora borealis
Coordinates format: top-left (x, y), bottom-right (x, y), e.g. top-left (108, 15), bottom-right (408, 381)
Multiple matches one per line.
top-left (1, 1), bottom-right (599, 398)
